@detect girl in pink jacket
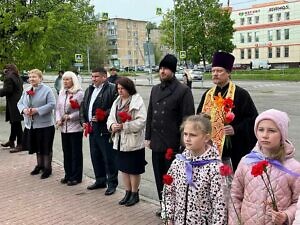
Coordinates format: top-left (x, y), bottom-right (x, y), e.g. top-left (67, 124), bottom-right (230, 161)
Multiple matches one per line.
top-left (229, 109), bottom-right (300, 225)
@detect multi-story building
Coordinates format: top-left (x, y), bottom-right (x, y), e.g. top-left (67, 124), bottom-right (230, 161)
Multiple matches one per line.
top-left (231, 0), bottom-right (300, 68)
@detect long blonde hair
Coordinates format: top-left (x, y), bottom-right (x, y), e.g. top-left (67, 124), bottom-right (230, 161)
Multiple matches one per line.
top-left (61, 71), bottom-right (82, 94)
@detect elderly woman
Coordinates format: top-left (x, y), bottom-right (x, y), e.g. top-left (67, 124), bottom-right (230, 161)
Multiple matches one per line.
top-left (17, 69), bottom-right (56, 179)
top-left (107, 77), bottom-right (147, 207)
top-left (56, 71), bottom-right (84, 186)
top-left (0, 64), bottom-right (24, 152)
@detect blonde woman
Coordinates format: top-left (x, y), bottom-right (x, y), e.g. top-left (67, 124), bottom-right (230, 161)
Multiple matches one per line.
top-left (17, 69), bottom-right (56, 179)
top-left (56, 71), bottom-right (84, 186)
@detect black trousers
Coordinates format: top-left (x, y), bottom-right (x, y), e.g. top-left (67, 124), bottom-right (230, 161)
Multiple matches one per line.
top-left (9, 121), bottom-right (23, 145)
top-left (152, 151), bottom-right (173, 201)
top-left (61, 132), bottom-right (83, 182)
top-left (89, 132), bottom-right (118, 188)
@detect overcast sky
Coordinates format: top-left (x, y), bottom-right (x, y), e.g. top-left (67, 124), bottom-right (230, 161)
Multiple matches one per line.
top-left (90, 0), bottom-right (271, 24)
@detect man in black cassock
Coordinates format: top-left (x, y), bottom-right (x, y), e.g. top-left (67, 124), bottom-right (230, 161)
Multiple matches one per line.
top-left (197, 51), bottom-right (258, 170)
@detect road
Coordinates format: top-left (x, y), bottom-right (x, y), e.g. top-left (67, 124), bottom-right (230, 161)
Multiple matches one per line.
top-left (1, 75), bottom-right (299, 202)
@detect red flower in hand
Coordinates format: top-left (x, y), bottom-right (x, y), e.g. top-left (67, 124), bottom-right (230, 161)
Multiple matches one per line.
top-left (251, 160), bottom-right (269, 177)
top-left (26, 89), bottom-right (35, 96)
top-left (223, 97), bottom-right (235, 112)
top-left (163, 174), bottom-right (173, 185)
top-left (69, 99), bottom-right (80, 109)
top-left (118, 111), bottom-right (132, 123)
top-left (225, 112), bottom-right (235, 124)
top-left (219, 164), bottom-right (233, 176)
top-left (165, 148), bottom-right (174, 160)
top-left (95, 108), bottom-right (107, 121)
top-left (84, 123), bottom-right (93, 137)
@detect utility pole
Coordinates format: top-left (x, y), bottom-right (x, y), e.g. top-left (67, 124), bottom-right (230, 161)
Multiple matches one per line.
top-left (87, 46), bottom-right (90, 74)
top-left (146, 22), bottom-right (153, 85)
top-left (173, 0), bottom-right (176, 56)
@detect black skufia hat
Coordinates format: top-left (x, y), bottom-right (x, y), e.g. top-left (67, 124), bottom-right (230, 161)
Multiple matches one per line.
top-left (212, 51), bottom-right (235, 72)
top-left (159, 54), bottom-right (177, 73)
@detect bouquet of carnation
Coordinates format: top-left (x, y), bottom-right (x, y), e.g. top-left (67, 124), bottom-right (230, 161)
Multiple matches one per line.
top-left (95, 108), bottom-right (107, 121)
top-left (251, 160), bottom-right (278, 211)
top-left (117, 111), bottom-right (132, 123)
top-left (69, 96), bottom-right (80, 109)
top-left (84, 122), bottom-right (93, 137)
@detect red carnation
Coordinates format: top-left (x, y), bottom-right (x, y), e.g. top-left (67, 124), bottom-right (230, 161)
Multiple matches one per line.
top-left (251, 160), bottom-right (269, 177)
top-left (219, 164), bottom-right (233, 176)
top-left (69, 99), bottom-right (80, 109)
top-left (223, 97), bottom-right (235, 113)
top-left (95, 108), bottom-right (107, 121)
top-left (84, 123), bottom-right (93, 137)
top-left (165, 148), bottom-right (174, 160)
top-left (26, 89), bottom-right (35, 96)
top-left (225, 111), bottom-right (235, 124)
top-left (163, 174), bottom-right (173, 185)
top-left (118, 111), bottom-right (132, 123)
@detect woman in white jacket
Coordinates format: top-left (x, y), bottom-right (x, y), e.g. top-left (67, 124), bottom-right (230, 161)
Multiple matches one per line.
top-left (107, 77), bottom-right (147, 207)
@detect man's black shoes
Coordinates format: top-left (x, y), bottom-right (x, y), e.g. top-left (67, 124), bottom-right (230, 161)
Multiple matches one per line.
top-left (104, 187), bottom-right (116, 195)
top-left (87, 182), bottom-right (106, 190)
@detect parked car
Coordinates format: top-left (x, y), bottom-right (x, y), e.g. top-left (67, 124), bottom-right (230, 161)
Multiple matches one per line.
top-left (190, 69), bottom-right (203, 81)
top-left (21, 70), bottom-right (29, 83)
top-left (251, 59), bottom-right (271, 70)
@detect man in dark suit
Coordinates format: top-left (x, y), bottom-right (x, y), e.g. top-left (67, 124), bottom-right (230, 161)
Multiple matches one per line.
top-left (80, 67), bottom-right (118, 195)
top-left (145, 54), bottom-right (195, 216)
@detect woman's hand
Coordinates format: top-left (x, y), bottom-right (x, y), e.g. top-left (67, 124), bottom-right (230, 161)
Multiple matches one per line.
top-left (63, 114), bottom-right (70, 121)
top-left (111, 123), bottom-right (122, 133)
top-left (29, 108), bottom-right (38, 115)
top-left (271, 210), bottom-right (288, 225)
top-left (56, 120), bottom-right (63, 126)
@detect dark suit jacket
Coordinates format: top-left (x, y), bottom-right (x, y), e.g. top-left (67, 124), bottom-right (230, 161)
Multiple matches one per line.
top-left (145, 77), bottom-right (195, 152)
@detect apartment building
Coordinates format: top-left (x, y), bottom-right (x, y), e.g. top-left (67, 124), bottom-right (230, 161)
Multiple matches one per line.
top-left (231, 0), bottom-right (300, 68)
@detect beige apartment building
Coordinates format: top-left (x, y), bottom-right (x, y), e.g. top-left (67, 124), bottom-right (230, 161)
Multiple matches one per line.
top-left (231, 0), bottom-right (300, 68)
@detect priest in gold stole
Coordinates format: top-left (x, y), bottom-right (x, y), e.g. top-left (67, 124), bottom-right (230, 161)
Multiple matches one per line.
top-left (197, 51), bottom-right (258, 170)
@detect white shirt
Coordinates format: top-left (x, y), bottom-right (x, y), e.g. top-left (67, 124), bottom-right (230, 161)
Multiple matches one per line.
top-left (88, 84), bottom-right (103, 121)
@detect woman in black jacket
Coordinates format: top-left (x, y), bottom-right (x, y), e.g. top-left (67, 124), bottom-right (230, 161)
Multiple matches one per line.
top-left (0, 64), bottom-right (24, 152)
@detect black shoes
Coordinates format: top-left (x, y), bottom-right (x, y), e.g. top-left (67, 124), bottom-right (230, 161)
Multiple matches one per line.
top-left (40, 169), bottom-right (52, 179)
top-left (60, 178), bottom-right (68, 184)
top-left (30, 166), bottom-right (43, 175)
top-left (104, 187), bottom-right (116, 196)
top-left (10, 145), bottom-right (22, 153)
top-left (87, 182), bottom-right (106, 190)
top-left (155, 208), bottom-right (162, 217)
top-left (67, 180), bottom-right (81, 186)
top-left (119, 191), bottom-right (131, 205)
top-left (125, 191), bottom-right (139, 206)
top-left (1, 141), bottom-right (15, 148)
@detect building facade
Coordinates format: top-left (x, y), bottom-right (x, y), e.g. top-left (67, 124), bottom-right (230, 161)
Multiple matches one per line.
top-left (231, 0), bottom-right (300, 68)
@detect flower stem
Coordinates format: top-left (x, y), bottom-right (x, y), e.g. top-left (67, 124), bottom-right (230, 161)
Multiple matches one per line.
top-left (260, 174), bottom-right (278, 211)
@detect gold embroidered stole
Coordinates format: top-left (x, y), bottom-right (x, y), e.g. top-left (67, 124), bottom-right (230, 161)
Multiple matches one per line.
top-left (202, 81), bottom-right (236, 156)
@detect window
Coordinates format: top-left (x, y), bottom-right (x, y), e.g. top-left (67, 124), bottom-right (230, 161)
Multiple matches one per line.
top-left (109, 29), bottom-right (116, 35)
top-left (276, 47), bottom-right (281, 58)
top-left (276, 30), bottom-right (281, 40)
top-left (255, 31), bottom-right (259, 42)
top-left (255, 16), bottom-right (259, 24)
top-left (268, 47), bottom-right (272, 58)
top-left (241, 49), bottom-right (245, 59)
top-left (284, 46), bottom-right (289, 57)
top-left (284, 29), bottom-right (289, 40)
top-left (268, 30), bottom-right (273, 41)
top-left (240, 33), bottom-right (245, 43)
top-left (284, 12), bottom-right (290, 20)
top-left (135, 59), bottom-right (138, 65)
top-left (255, 48), bottom-right (259, 59)
top-left (128, 41), bottom-right (131, 46)
top-left (268, 14), bottom-right (273, 22)
top-left (127, 31), bottom-right (131, 38)
top-left (276, 13), bottom-right (281, 21)
top-left (247, 32), bottom-right (252, 42)
top-left (128, 50), bottom-right (131, 55)
top-left (247, 48), bottom-right (252, 59)
top-left (240, 18), bottom-right (245, 25)
top-left (247, 17), bottom-right (252, 25)
top-left (129, 59), bottom-right (132, 65)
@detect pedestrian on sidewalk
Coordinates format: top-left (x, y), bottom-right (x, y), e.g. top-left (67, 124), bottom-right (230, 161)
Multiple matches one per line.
top-left (0, 64), bottom-right (24, 153)
top-left (162, 114), bottom-right (227, 224)
top-left (17, 69), bottom-right (56, 179)
top-left (54, 70), bottom-right (64, 95)
top-left (56, 71), bottom-right (84, 186)
top-left (145, 54), bottom-right (195, 217)
top-left (107, 67), bottom-right (119, 84)
top-left (107, 77), bottom-right (147, 207)
top-left (80, 67), bottom-right (118, 195)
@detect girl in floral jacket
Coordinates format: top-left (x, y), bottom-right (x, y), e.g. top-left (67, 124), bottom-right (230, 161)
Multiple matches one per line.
top-left (162, 114), bottom-right (227, 225)
top-left (229, 109), bottom-right (300, 225)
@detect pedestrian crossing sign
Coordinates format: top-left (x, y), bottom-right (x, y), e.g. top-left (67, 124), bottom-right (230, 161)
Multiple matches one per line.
top-left (75, 54), bottom-right (83, 63)
top-left (180, 51), bottom-right (186, 59)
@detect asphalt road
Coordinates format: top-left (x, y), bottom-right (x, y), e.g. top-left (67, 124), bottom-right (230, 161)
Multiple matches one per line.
top-left (0, 76), bottom-right (299, 202)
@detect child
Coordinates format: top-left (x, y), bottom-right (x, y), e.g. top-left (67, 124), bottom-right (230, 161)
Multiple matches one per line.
top-left (162, 114), bottom-right (227, 225)
top-left (229, 109), bottom-right (300, 225)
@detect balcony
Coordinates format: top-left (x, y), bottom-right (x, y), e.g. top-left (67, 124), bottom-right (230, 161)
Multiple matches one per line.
top-left (107, 35), bottom-right (117, 40)
top-left (110, 54), bottom-right (118, 59)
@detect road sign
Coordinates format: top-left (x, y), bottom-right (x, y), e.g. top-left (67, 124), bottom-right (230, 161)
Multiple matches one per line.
top-left (74, 63), bottom-right (83, 67)
top-left (102, 12), bottom-right (109, 20)
top-left (156, 8), bottom-right (162, 15)
top-left (75, 54), bottom-right (83, 63)
top-left (179, 51), bottom-right (186, 60)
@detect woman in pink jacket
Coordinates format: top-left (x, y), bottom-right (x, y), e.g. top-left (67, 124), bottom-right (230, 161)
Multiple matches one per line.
top-left (229, 109), bottom-right (300, 225)
top-left (56, 71), bottom-right (84, 186)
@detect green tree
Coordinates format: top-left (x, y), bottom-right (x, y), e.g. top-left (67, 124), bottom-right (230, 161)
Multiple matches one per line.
top-left (0, 0), bottom-right (97, 71)
top-left (88, 31), bottom-right (109, 69)
top-left (159, 0), bottom-right (235, 66)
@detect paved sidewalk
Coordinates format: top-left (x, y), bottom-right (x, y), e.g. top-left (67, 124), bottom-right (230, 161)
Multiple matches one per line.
top-left (0, 149), bottom-right (161, 225)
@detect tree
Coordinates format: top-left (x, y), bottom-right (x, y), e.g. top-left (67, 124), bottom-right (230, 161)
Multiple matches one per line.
top-left (159, 0), bottom-right (235, 66)
top-left (0, 0), bottom-right (97, 71)
top-left (88, 30), bottom-right (109, 69)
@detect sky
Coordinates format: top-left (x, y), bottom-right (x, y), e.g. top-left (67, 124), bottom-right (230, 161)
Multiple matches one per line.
top-left (90, 0), bottom-right (272, 24)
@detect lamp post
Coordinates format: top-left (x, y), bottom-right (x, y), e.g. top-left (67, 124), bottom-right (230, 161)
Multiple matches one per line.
top-left (146, 23), bottom-right (153, 85)
top-left (173, 0), bottom-right (176, 56)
